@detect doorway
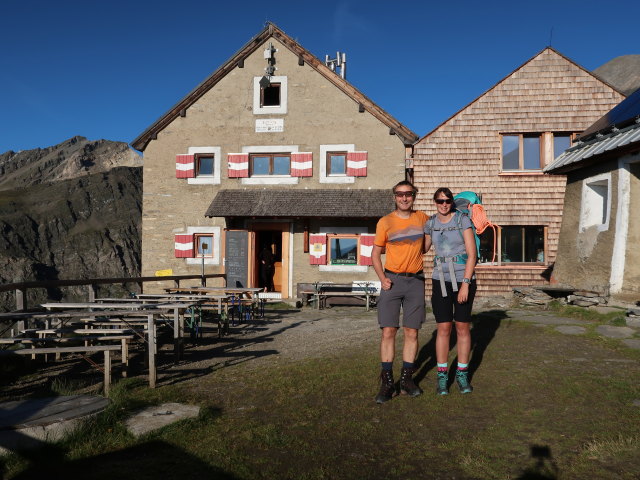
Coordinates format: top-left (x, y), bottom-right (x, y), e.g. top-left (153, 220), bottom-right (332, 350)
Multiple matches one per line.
top-left (251, 222), bottom-right (290, 297)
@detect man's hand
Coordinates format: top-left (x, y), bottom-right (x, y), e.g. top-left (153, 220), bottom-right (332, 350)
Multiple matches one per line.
top-left (457, 283), bottom-right (469, 303)
top-left (381, 277), bottom-right (393, 291)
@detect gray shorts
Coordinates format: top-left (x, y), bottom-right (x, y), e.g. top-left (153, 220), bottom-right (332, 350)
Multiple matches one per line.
top-left (377, 274), bottom-right (425, 330)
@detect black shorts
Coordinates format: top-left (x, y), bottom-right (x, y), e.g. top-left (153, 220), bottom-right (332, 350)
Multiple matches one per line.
top-left (431, 279), bottom-right (476, 323)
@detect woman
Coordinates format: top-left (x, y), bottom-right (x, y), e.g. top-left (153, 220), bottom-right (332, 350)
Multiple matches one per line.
top-left (424, 187), bottom-right (477, 395)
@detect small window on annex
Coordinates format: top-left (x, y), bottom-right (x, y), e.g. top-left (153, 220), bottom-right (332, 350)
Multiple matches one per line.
top-left (580, 175), bottom-right (610, 231)
top-left (195, 234), bottom-right (214, 258)
top-left (501, 226), bottom-right (544, 263)
top-left (250, 153), bottom-right (290, 176)
top-left (327, 152), bottom-right (347, 176)
top-left (261, 83), bottom-right (281, 107)
top-left (195, 154), bottom-right (214, 176)
top-left (328, 235), bottom-right (358, 265)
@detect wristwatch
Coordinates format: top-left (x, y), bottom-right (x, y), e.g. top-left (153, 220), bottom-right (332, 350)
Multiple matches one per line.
top-left (462, 278), bottom-right (471, 284)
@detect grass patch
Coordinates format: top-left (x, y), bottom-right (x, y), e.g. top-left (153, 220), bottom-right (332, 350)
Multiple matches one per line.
top-left (547, 300), bottom-right (627, 325)
top-left (2, 316), bottom-right (639, 479)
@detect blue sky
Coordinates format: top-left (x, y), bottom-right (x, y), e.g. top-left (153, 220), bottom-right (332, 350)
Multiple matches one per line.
top-left (1, 0), bottom-right (638, 154)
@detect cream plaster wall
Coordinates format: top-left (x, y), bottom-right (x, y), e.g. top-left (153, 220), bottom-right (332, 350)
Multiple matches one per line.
top-left (140, 37), bottom-right (406, 288)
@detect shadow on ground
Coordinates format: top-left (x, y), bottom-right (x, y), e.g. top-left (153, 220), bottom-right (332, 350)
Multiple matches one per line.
top-left (6, 439), bottom-right (238, 480)
top-left (414, 309), bottom-right (509, 387)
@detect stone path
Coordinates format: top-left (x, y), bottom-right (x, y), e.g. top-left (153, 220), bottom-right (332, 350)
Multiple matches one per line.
top-left (505, 308), bottom-right (640, 348)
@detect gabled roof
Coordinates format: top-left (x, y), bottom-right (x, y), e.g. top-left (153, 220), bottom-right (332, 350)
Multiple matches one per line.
top-left (416, 47), bottom-right (625, 144)
top-left (206, 189), bottom-right (393, 218)
top-left (132, 23), bottom-right (418, 151)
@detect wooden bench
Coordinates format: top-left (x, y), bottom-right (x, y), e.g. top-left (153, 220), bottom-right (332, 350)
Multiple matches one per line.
top-left (309, 282), bottom-right (380, 311)
top-left (0, 345), bottom-right (123, 396)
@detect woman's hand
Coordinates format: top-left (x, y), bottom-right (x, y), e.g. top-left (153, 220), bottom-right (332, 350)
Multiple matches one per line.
top-left (457, 283), bottom-right (469, 303)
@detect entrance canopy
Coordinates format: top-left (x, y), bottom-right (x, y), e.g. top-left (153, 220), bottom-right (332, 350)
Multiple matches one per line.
top-left (205, 189), bottom-right (394, 218)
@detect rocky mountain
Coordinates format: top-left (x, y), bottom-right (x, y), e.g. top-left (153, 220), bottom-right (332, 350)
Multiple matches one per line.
top-left (594, 54), bottom-right (640, 96)
top-left (0, 137), bottom-right (143, 311)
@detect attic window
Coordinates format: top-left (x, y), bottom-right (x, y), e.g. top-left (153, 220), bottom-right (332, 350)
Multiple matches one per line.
top-left (253, 76), bottom-right (287, 115)
top-left (261, 83), bottom-right (281, 107)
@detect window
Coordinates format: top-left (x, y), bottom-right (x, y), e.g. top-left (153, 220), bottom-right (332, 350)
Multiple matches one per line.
top-left (553, 134), bottom-right (572, 160)
top-left (195, 154), bottom-right (214, 177)
top-left (500, 226), bottom-right (544, 263)
top-left (328, 235), bottom-right (359, 265)
top-left (502, 134), bottom-right (542, 170)
top-left (253, 76), bottom-right (287, 114)
top-left (195, 234), bottom-right (214, 258)
top-left (327, 152), bottom-right (347, 176)
top-left (250, 153), bottom-right (290, 176)
top-left (580, 173), bottom-right (611, 232)
top-left (261, 83), bottom-right (281, 107)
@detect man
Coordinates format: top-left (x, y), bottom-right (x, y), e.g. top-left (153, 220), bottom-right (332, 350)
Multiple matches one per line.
top-left (372, 180), bottom-right (427, 403)
top-left (259, 244), bottom-right (275, 292)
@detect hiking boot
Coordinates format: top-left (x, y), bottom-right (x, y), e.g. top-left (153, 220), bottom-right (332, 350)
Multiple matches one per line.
top-left (375, 369), bottom-right (395, 404)
top-left (456, 369), bottom-right (473, 394)
top-left (400, 367), bottom-right (422, 397)
top-left (436, 371), bottom-right (449, 395)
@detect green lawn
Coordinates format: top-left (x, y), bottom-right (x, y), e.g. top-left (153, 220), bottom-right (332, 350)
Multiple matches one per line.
top-left (2, 310), bottom-right (639, 480)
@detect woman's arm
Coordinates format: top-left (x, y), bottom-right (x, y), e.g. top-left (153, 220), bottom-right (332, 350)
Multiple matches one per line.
top-left (457, 228), bottom-right (477, 303)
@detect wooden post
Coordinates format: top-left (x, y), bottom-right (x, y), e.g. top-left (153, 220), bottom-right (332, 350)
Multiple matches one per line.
top-left (174, 307), bottom-right (182, 363)
top-left (15, 288), bottom-right (26, 311)
top-left (148, 313), bottom-right (156, 388)
top-left (121, 339), bottom-right (129, 377)
top-left (104, 350), bottom-right (111, 397)
top-left (88, 284), bottom-right (97, 303)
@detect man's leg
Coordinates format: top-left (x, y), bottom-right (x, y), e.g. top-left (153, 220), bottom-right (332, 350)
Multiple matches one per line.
top-left (375, 286), bottom-right (402, 404)
top-left (398, 276), bottom-right (425, 397)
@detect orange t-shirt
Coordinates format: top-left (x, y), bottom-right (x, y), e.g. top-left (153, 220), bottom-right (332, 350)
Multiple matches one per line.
top-left (374, 210), bottom-right (427, 274)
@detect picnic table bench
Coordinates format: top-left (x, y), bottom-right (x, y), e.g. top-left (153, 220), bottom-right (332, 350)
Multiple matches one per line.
top-left (0, 345), bottom-right (123, 395)
top-left (305, 282), bottom-right (380, 311)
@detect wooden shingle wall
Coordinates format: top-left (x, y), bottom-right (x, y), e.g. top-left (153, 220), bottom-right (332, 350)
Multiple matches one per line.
top-left (414, 48), bottom-right (625, 296)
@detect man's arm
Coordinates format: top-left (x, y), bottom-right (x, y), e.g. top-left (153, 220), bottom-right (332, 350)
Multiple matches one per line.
top-left (372, 245), bottom-right (392, 290)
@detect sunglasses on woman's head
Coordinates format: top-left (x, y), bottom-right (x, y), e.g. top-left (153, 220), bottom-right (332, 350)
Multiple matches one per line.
top-left (435, 198), bottom-right (452, 204)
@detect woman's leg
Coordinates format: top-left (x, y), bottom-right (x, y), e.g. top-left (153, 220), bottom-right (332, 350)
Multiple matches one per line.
top-left (454, 322), bottom-right (471, 364)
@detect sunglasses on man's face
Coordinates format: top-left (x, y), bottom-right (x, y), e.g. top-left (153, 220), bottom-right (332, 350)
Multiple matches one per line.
top-left (435, 198), bottom-right (453, 205)
top-left (394, 191), bottom-right (415, 198)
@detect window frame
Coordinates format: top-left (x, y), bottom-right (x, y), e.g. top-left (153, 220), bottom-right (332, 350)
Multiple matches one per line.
top-left (579, 172), bottom-right (611, 232)
top-left (478, 225), bottom-right (547, 266)
top-left (327, 233), bottom-right (360, 266)
top-left (194, 233), bottom-right (214, 258)
top-left (249, 153), bottom-right (291, 176)
top-left (326, 151), bottom-right (347, 176)
top-left (501, 133), bottom-right (543, 171)
top-left (260, 82), bottom-right (281, 107)
top-left (194, 153), bottom-right (215, 177)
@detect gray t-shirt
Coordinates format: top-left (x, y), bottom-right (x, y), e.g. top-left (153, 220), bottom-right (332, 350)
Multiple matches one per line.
top-left (424, 213), bottom-right (473, 282)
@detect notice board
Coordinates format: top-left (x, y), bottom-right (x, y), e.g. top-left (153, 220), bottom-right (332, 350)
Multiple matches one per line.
top-left (225, 230), bottom-right (249, 288)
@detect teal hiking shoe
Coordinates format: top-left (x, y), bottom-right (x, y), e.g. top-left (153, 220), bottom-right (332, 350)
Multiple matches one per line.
top-left (456, 369), bottom-right (473, 394)
top-left (436, 371), bottom-right (448, 395)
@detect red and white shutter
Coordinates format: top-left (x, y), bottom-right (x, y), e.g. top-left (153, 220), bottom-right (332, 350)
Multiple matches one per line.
top-left (227, 153), bottom-right (249, 178)
top-left (176, 154), bottom-right (195, 178)
top-left (346, 151), bottom-right (368, 177)
top-left (309, 234), bottom-right (327, 265)
top-left (174, 234), bottom-right (194, 258)
top-left (291, 152), bottom-right (313, 177)
top-left (359, 234), bottom-right (375, 266)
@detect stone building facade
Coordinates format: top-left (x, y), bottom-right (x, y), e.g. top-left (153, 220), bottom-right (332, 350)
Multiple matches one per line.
top-left (132, 23), bottom-right (417, 297)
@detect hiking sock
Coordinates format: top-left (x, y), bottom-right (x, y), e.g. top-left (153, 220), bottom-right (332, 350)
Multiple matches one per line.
top-left (437, 362), bottom-right (448, 374)
top-left (457, 362), bottom-right (468, 373)
top-left (402, 361), bottom-right (414, 369)
top-left (381, 362), bottom-right (393, 371)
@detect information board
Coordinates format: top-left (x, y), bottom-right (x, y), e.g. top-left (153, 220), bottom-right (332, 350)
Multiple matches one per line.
top-left (225, 230), bottom-right (249, 288)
